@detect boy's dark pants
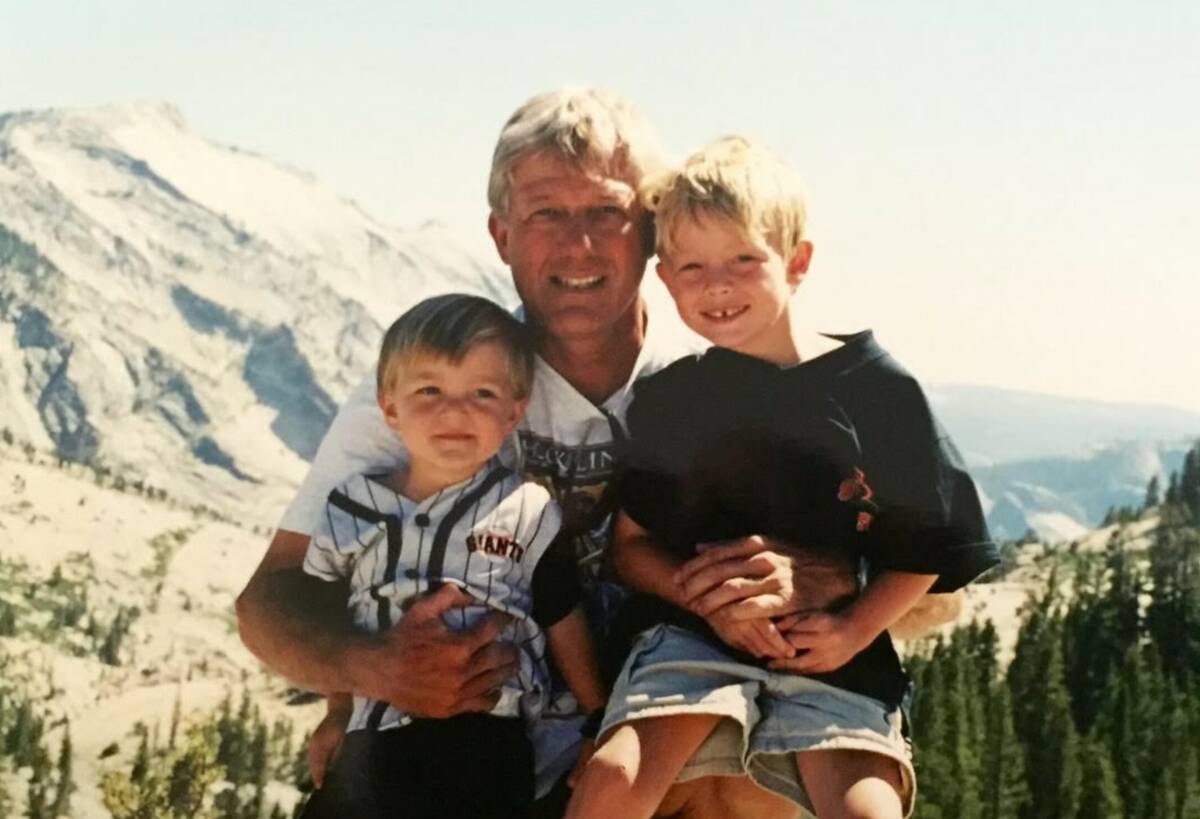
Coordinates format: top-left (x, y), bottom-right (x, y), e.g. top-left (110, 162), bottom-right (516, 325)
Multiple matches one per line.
top-left (299, 713), bottom-right (534, 818)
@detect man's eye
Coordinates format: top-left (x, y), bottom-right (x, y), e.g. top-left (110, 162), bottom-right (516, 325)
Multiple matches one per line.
top-left (529, 208), bottom-right (565, 223)
top-left (590, 207), bottom-right (629, 230)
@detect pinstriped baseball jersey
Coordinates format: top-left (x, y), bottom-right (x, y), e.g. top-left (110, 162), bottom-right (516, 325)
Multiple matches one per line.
top-left (302, 458), bottom-right (569, 734)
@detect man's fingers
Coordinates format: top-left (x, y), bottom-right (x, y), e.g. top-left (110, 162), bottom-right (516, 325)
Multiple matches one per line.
top-left (676, 536), bottom-right (770, 584)
top-left (460, 610), bottom-right (515, 652)
top-left (457, 691), bottom-right (504, 715)
top-left (404, 583), bottom-right (477, 624)
top-left (678, 556), bottom-right (774, 604)
top-left (459, 662), bottom-right (519, 703)
top-left (694, 577), bottom-right (779, 617)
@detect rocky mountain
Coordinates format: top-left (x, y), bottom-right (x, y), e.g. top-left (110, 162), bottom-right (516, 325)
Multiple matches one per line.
top-left (2, 101), bottom-right (1196, 542)
top-left (972, 440), bottom-right (1190, 541)
top-left (0, 101), bottom-right (514, 525)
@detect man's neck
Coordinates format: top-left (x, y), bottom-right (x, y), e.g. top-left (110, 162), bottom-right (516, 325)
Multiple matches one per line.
top-left (538, 301), bottom-right (648, 406)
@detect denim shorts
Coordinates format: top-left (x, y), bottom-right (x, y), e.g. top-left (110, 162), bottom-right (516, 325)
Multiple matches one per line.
top-left (600, 624), bottom-right (916, 817)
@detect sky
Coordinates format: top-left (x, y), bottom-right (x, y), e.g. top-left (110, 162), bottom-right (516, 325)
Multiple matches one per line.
top-left (4, 0), bottom-right (1199, 412)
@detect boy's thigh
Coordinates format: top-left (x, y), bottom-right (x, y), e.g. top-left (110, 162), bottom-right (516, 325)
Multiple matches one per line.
top-left (657, 775), bottom-right (803, 819)
top-left (794, 749), bottom-right (905, 819)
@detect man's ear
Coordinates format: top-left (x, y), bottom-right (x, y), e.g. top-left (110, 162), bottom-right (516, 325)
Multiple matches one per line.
top-left (488, 212), bottom-right (511, 265)
top-left (787, 241), bottom-right (814, 287)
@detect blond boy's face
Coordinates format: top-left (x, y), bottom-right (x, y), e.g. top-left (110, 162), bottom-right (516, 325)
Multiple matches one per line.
top-left (378, 341), bottom-right (527, 485)
top-left (657, 215), bottom-right (812, 363)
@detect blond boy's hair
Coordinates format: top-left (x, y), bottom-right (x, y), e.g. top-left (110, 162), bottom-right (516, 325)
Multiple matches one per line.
top-left (487, 87), bottom-right (665, 216)
top-left (643, 136), bottom-right (808, 260)
top-left (377, 293), bottom-right (535, 399)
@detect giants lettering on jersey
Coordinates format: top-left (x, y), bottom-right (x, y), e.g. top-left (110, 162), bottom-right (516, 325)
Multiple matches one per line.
top-left (466, 531), bottom-right (525, 562)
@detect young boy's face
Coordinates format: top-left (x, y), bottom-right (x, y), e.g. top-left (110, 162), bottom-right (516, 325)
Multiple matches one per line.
top-left (657, 215), bottom-right (812, 362)
top-left (379, 340), bottom-right (528, 483)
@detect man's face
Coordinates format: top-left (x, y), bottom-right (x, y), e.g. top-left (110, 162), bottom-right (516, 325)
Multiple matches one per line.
top-left (488, 152), bottom-right (650, 343)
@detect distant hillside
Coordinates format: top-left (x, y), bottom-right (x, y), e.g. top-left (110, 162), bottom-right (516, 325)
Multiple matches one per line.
top-left (928, 383), bottom-right (1200, 467)
top-left (973, 440), bottom-right (1192, 541)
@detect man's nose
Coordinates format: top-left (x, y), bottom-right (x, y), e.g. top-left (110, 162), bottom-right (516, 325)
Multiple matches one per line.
top-left (560, 214), bottom-right (596, 251)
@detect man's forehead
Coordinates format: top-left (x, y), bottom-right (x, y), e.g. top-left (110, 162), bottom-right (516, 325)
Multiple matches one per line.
top-left (510, 152), bottom-right (638, 202)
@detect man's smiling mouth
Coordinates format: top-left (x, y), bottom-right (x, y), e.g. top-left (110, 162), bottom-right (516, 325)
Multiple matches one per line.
top-left (551, 275), bottom-right (604, 290)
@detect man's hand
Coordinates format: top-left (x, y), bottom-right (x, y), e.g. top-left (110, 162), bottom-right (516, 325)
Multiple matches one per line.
top-left (673, 535), bottom-right (858, 622)
top-left (351, 584), bottom-right (519, 718)
top-left (307, 698), bottom-right (352, 790)
top-left (768, 611), bottom-right (872, 674)
top-left (706, 607), bottom-right (794, 659)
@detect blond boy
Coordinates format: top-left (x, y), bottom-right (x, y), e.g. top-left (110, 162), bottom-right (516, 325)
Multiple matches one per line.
top-left (566, 138), bottom-right (997, 819)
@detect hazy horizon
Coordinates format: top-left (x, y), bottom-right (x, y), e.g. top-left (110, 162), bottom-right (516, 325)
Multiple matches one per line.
top-left (4, 1), bottom-right (1198, 412)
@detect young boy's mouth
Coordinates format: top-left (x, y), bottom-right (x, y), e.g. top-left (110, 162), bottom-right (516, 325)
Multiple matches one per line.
top-left (551, 274), bottom-right (604, 290)
top-left (701, 305), bottom-right (749, 321)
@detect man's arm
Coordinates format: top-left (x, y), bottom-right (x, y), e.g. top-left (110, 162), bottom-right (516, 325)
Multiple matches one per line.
top-left (235, 528), bottom-right (519, 717)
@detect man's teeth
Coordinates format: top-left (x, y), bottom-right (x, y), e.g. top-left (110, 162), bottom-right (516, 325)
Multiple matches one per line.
top-left (553, 275), bottom-right (603, 289)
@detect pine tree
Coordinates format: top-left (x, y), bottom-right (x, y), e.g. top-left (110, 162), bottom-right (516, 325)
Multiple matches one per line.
top-left (165, 726), bottom-right (220, 819)
top-left (979, 683), bottom-right (1028, 819)
top-left (168, 689), bottom-right (182, 751)
top-left (50, 723), bottom-right (74, 818)
top-left (1077, 734), bottom-right (1124, 818)
top-left (1145, 475), bottom-right (1163, 510)
top-left (130, 723), bottom-right (151, 784)
top-left (0, 761), bottom-right (13, 819)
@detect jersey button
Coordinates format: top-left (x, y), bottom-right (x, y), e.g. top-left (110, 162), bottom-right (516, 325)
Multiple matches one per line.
top-left (414, 513), bottom-right (431, 527)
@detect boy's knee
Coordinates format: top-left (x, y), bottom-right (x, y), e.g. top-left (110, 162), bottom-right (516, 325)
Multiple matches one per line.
top-left (570, 743), bottom-right (656, 818)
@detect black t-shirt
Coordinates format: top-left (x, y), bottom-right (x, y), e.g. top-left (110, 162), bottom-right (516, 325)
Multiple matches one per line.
top-left (616, 333), bottom-right (998, 706)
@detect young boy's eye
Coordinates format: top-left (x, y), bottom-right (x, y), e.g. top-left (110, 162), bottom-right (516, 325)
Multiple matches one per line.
top-left (474, 388), bottom-right (498, 400)
top-left (415, 385), bottom-right (441, 396)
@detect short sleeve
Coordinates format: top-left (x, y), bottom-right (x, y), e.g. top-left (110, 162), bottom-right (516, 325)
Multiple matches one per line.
top-left (531, 533), bottom-right (582, 628)
top-left (278, 375), bottom-right (409, 535)
top-left (615, 370), bottom-right (686, 536)
top-left (853, 379), bottom-right (998, 592)
top-left (301, 489), bottom-right (387, 583)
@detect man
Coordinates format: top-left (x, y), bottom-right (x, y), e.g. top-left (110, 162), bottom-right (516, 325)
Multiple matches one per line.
top-left (236, 88), bottom-right (940, 818)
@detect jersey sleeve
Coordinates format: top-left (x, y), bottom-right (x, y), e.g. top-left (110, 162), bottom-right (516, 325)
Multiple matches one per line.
top-left (298, 485), bottom-right (384, 581)
top-left (277, 374), bottom-right (409, 535)
top-left (855, 377), bottom-right (999, 592)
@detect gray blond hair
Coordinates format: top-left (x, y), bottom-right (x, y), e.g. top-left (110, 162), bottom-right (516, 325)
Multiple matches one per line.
top-left (377, 294), bottom-right (535, 398)
top-left (487, 87), bottom-right (665, 215)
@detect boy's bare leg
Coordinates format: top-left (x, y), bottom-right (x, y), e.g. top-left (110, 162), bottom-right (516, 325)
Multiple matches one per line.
top-left (795, 750), bottom-right (904, 819)
top-left (566, 714), bottom-right (722, 819)
top-left (656, 776), bottom-right (800, 819)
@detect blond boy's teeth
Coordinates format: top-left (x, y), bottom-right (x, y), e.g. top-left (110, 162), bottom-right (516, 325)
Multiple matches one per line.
top-left (704, 306), bottom-right (747, 319)
top-left (553, 275), bottom-right (603, 289)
